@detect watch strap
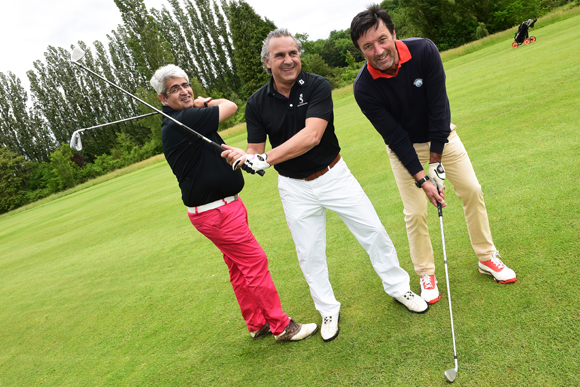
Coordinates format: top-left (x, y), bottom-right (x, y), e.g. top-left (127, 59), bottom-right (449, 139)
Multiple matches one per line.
top-left (415, 175), bottom-right (430, 188)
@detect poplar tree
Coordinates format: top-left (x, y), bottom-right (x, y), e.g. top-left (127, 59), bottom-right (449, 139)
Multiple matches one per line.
top-left (0, 73), bottom-right (53, 161)
top-left (114, 0), bottom-right (174, 80)
top-left (152, 0), bottom-right (240, 97)
top-left (224, 0), bottom-right (276, 98)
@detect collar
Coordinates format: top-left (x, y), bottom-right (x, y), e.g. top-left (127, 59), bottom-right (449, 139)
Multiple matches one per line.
top-left (267, 71), bottom-right (307, 97)
top-left (367, 40), bottom-right (412, 79)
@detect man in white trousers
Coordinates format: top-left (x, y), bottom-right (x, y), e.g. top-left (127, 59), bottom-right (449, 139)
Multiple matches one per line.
top-left (221, 28), bottom-right (428, 342)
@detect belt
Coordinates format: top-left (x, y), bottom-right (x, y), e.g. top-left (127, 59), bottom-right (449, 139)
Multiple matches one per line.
top-left (188, 195), bottom-right (238, 214)
top-left (283, 154), bottom-right (341, 181)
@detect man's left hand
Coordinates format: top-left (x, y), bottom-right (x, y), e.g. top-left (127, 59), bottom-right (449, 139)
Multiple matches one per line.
top-left (237, 153), bottom-right (270, 174)
top-left (428, 162), bottom-right (446, 193)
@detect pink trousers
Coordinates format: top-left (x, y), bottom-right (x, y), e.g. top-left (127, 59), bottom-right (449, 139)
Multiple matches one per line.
top-left (188, 198), bottom-right (289, 335)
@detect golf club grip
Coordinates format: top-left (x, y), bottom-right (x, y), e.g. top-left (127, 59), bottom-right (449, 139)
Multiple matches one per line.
top-left (72, 61), bottom-right (264, 177)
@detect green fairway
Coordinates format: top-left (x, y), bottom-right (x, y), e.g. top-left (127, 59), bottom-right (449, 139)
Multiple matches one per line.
top-left (1, 12), bottom-right (579, 387)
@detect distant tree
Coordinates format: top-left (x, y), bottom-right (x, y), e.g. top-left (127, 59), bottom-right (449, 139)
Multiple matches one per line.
top-left (107, 25), bottom-right (149, 94)
top-left (114, 0), bottom-right (174, 80)
top-left (379, 0), bottom-right (422, 38)
top-left (0, 72), bottom-right (55, 162)
top-left (49, 146), bottom-right (78, 191)
top-left (303, 29), bottom-right (363, 69)
top-left (0, 147), bottom-right (31, 213)
top-left (224, 0), bottom-right (277, 98)
top-left (301, 54), bottom-right (334, 80)
top-left (152, 0), bottom-right (240, 97)
top-left (475, 22), bottom-right (490, 39)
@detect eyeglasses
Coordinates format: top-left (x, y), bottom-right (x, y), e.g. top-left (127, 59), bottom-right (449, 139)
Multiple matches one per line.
top-left (166, 82), bottom-right (191, 95)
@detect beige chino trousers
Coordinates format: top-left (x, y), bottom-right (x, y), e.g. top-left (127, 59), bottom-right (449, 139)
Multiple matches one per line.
top-left (387, 125), bottom-right (496, 276)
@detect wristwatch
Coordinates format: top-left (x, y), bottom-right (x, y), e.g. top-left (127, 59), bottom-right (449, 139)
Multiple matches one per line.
top-left (415, 175), bottom-right (430, 188)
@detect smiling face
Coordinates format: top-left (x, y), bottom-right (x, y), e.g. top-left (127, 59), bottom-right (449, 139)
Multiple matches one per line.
top-left (357, 20), bottom-right (399, 75)
top-left (157, 77), bottom-right (193, 111)
top-left (264, 35), bottom-right (302, 89)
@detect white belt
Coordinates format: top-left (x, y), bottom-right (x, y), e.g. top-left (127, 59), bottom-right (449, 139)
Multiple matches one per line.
top-left (188, 195), bottom-right (238, 214)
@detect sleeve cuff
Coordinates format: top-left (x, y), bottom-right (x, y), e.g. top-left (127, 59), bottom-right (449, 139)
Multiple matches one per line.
top-left (430, 141), bottom-right (446, 154)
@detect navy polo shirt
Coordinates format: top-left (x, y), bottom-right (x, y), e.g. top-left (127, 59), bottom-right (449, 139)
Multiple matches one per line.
top-left (161, 105), bottom-right (244, 207)
top-left (246, 71), bottom-right (341, 179)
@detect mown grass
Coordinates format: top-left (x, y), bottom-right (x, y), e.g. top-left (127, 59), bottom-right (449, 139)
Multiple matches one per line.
top-left (1, 9), bottom-right (579, 387)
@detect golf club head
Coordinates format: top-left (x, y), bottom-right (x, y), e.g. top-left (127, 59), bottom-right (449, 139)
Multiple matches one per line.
top-left (71, 47), bottom-right (86, 63)
top-left (445, 368), bottom-right (457, 383)
top-left (70, 131), bottom-right (82, 151)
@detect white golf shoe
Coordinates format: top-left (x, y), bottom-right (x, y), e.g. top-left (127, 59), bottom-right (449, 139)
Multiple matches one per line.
top-left (394, 290), bottom-right (429, 314)
top-left (274, 319), bottom-right (318, 342)
top-left (321, 312), bottom-right (340, 342)
top-left (420, 274), bottom-right (442, 305)
top-left (478, 252), bottom-right (517, 284)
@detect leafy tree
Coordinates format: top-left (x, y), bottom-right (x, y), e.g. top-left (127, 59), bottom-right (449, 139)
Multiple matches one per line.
top-left (302, 29), bottom-right (363, 69)
top-left (380, 0), bottom-right (422, 38)
top-left (49, 146), bottom-right (78, 191)
top-left (114, 0), bottom-right (174, 79)
top-left (301, 54), bottom-right (334, 81)
top-left (107, 26), bottom-right (149, 95)
top-left (152, 0), bottom-right (240, 97)
top-left (0, 147), bottom-right (31, 213)
top-left (476, 22), bottom-right (490, 39)
top-left (0, 72), bottom-right (55, 162)
top-left (224, 0), bottom-right (277, 98)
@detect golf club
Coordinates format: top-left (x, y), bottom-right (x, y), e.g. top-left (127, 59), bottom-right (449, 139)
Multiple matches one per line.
top-left (69, 47), bottom-right (264, 176)
top-left (438, 201), bottom-right (459, 383)
top-left (70, 112), bottom-right (159, 151)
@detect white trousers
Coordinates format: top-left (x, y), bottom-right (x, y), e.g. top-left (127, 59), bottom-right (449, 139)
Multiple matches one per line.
top-left (278, 158), bottom-right (411, 317)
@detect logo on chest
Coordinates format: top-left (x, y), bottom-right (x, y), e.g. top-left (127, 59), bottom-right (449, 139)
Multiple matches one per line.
top-left (297, 93), bottom-right (308, 107)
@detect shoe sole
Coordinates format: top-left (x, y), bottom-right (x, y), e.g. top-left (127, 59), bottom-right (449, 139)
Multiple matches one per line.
top-left (394, 298), bottom-right (429, 314)
top-left (478, 268), bottom-right (517, 284)
top-left (322, 327), bottom-right (339, 342)
top-left (424, 293), bottom-right (442, 305)
top-left (299, 326), bottom-right (319, 341)
top-left (285, 326), bottom-right (319, 342)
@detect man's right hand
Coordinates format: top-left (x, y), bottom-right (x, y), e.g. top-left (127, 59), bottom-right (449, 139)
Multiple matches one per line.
top-left (415, 173), bottom-right (446, 208)
top-left (423, 182), bottom-right (446, 208)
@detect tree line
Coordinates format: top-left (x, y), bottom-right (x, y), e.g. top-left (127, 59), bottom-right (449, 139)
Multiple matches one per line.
top-left (1, 0), bottom-right (575, 214)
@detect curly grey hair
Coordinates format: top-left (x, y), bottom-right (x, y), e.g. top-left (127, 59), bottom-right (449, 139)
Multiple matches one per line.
top-left (150, 64), bottom-right (189, 95)
top-left (260, 28), bottom-right (303, 74)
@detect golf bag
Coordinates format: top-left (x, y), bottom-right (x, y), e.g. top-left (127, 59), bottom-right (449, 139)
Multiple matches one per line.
top-left (512, 18), bottom-right (537, 48)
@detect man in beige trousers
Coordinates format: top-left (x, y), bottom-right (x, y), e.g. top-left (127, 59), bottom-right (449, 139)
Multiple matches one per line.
top-left (350, 5), bottom-right (517, 305)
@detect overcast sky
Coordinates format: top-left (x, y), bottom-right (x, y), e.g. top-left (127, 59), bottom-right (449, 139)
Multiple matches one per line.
top-left (2, 0), bottom-right (368, 91)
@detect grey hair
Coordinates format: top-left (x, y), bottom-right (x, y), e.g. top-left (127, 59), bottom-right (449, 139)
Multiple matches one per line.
top-left (260, 28), bottom-right (303, 74)
top-left (150, 64), bottom-right (189, 94)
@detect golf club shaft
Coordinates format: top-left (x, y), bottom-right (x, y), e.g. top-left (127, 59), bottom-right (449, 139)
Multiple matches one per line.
top-left (71, 60), bottom-right (264, 176)
top-left (75, 112), bottom-right (159, 133)
top-left (438, 203), bottom-right (459, 374)
top-left (72, 62), bottom-right (223, 151)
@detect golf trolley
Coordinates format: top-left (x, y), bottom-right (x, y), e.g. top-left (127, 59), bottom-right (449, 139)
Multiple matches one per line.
top-left (512, 18), bottom-right (537, 48)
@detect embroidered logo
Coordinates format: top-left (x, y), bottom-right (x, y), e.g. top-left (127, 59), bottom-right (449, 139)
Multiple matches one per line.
top-left (297, 93), bottom-right (308, 107)
top-left (413, 78), bottom-right (423, 87)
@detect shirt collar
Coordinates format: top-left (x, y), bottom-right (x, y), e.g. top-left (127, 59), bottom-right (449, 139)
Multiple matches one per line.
top-left (267, 71), bottom-right (307, 96)
top-left (367, 40), bottom-right (412, 79)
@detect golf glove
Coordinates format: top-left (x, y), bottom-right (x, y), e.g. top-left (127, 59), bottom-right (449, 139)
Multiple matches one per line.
top-left (428, 162), bottom-right (446, 191)
top-left (233, 153), bottom-right (270, 174)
